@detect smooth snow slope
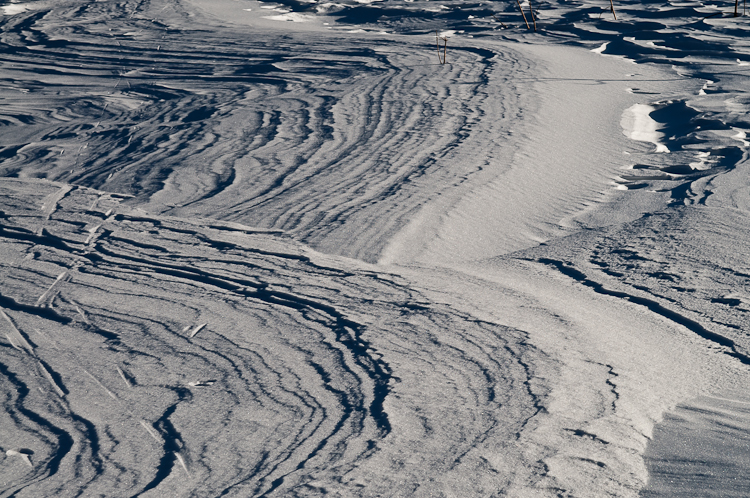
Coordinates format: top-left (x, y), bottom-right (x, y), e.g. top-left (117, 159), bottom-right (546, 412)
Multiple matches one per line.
top-left (2, 0), bottom-right (750, 496)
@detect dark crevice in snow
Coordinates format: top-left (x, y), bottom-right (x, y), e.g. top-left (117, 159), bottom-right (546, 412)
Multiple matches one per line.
top-left (0, 289), bottom-right (73, 325)
top-left (135, 387), bottom-right (192, 497)
top-left (174, 165), bottom-right (237, 210)
top-left (564, 428), bottom-right (610, 445)
top-left (0, 358), bottom-right (74, 490)
top-left (507, 338), bottom-right (549, 437)
top-left (604, 364), bottom-right (620, 410)
top-left (0, 223), bottom-right (79, 256)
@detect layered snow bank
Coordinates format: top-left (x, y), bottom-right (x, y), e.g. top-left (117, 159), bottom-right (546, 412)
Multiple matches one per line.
top-left (4, 177), bottom-right (749, 497)
top-left (642, 394), bottom-right (750, 496)
top-left (0, 178), bottom-right (543, 496)
top-left (2, 0), bottom-right (750, 495)
top-left (402, 204), bottom-right (750, 495)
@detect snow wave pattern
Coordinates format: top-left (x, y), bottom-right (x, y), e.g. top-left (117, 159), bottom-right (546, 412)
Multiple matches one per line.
top-left (0, 0), bottom-right (533, 263)
top-left (0, 178), bottom-right (544, 497)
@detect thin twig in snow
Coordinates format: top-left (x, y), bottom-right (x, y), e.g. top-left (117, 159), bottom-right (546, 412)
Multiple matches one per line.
top-left (117, 366), bottom-right (133, 388)
top-left (38, 361), bottom-right (66, 397)
top-left (435, 31), bottom-right (448, 64)
top-left (140, 420), bottom-right (161, 442)
top-left (491, 14), bottom-right (509, 28)
top-left (5, 333), bottom-right (21, 351)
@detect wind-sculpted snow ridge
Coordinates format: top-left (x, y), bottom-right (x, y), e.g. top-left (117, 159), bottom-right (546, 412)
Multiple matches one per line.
top-left (520, 206), bottom-right (750, 360)
top-left (0, 178), bottom-right (548, 497)
top-left (270, 0), bottom-right (750, 214)
top-left (3, 0), bottom-right (749, 266)
top-left (0, 0), bottom-right (536, 263)
top-left (4, 0), bottom-right (750, 495)
top-left (549, 0), bottom-right (750, 209)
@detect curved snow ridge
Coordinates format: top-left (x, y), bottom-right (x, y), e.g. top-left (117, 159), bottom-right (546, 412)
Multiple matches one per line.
top-left (165, 42), bottom-right (529, 264)
top-left (535, 257), bottom-right (750, 365)
top-left (0, 178), bottom-right (541, 496)
top-left (0, 2), bottom-right (534, 263)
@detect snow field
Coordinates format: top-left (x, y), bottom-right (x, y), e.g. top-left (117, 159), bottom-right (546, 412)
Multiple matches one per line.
top-left (2, 0), bottom-right (750, 495)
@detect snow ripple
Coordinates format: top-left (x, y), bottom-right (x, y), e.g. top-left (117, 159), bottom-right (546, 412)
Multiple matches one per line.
top-left (0, 178), bottom-right (540, 496)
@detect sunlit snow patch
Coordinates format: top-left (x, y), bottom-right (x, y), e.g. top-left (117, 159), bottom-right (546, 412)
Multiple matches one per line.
top-left (732, 128), bottom-right (750, 147)
top-left (689, 151), bottom-right (712, 170)
top-left (1, 3), bottom-right (32, 15)
top-left (621, 104), bottom-right (669, 153)
top-left (591, 42), bottom-right (609, 54)
top-left (590, 41), bottom-right (636, 63)
top-left (264, 12), bottom-right (313, 21)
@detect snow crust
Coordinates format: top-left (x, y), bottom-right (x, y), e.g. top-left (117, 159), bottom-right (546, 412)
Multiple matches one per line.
top-left (2, 0), bottom-right (750, 496)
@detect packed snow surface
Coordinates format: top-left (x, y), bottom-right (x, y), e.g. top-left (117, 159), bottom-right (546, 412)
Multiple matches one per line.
top-left (1, 0), bottom-right (750, 496)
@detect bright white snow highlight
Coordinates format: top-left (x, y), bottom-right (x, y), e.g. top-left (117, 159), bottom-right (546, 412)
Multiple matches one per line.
top-left (621, 104), bottom-right (670, 153)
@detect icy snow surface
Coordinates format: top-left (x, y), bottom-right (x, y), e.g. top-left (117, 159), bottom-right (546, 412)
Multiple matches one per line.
top-left (2, 0), bottom-right (750, 496)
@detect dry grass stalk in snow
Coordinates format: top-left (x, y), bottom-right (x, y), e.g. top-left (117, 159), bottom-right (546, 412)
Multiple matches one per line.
top-left (491, 13), bottom-right (509, 28)
top-left (516, 0), bottom-right (531, 29)
top-left (189, 322), bottom-right (207, 338)
top-left (435, 30), bottom-right (448, 64)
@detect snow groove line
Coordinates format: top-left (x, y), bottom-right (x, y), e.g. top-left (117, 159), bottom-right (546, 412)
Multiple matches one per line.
top-left (0, 289), bottom-right (72, 327)
top-left (0, 359), bottom-right (75, 495)
top-left (0, 315), bottom-right (106, 490)
top-left (134, 387), bottom-right (193, 497)
top-left (0, 1), bottom-right (299, 197)
top-left (3, 179), bottom-right (395, 490)
top-left (183, 336), bottom-right (335, 496)
top-left (535, 258), bottom-right (750, 365)
top-left (0, 221), bottom-right (79, 255)
top-left (109, 213), bottom-right (336, 269)
top-left (253, 355), bottom-right (368, 498)
top-left (90, 240), bottom-right (394, 434)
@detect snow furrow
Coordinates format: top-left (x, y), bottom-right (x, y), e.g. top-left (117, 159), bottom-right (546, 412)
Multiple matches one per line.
top-left (4, 0), bottom-right (750, 494)
top-left (0, 179), bottom-right (542, 495)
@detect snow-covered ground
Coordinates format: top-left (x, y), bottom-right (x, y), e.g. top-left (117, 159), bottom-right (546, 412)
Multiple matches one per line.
top-left (1, 0), bottom-right (750, 496)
